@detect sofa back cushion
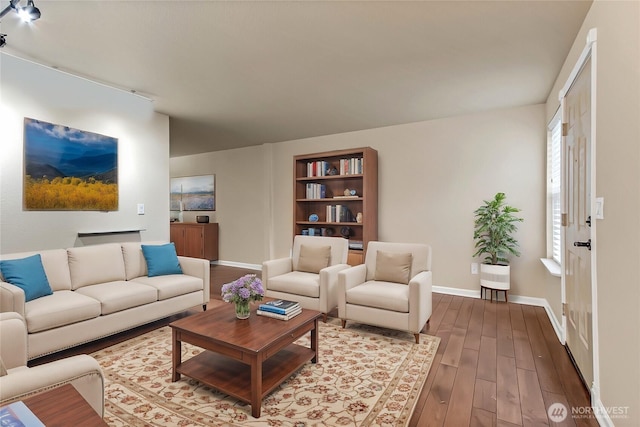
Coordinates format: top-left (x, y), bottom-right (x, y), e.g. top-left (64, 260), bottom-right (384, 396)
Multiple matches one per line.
top-left (67, 243), bottom-right (126, 290)
top-left (0, 249), bottom-right (72, 291)
top-left (121, 241), bottom-right (166, 280)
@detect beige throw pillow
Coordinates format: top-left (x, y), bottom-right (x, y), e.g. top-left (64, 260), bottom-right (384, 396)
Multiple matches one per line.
top-left (374, 250), bottom-right (413, 284)
top-left (297, 245), bottom-right (331, 274)
top-left (0, 357), bottom-right (7, 376)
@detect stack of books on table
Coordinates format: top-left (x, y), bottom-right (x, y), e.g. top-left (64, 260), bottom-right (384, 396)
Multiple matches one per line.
top-left (257, 299), bottom-right (302, 320)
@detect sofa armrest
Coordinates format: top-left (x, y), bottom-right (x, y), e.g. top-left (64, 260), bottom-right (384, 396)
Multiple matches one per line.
top-left (262, 258), bottom-right (293, 285)
top-left (408, 271), bottom-right (433, 333)
top-left (0, 282), bottom-right (26, 317)
top-left (0, 355), bottom-right (105, 417)
top-left (177, 256), bottom-right (210, 303)
top-left (0, 313), bottom-right (27, 368)
top-left (337, 264), bottom-right (367, 317)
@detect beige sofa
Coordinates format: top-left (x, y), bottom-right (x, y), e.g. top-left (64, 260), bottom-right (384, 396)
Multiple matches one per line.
top-left (0, 242), bottom-right (210, 360)
top-left (0, 312), bottom-right (105, 416)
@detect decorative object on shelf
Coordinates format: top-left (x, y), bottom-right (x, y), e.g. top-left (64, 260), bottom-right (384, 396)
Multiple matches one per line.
top-left (349, 189), bottom-right (357, 196)
top-left (309, 213), bottom-right (319, 222)
top-left (344, 188), bottom-right (351, 196)
top-left (170, 175), bottom-right (215, 211)
top-left (220, 274), bottom-right (264, 319)
top-left (196, 215), bottom-right (209, 223)
top-left (23, 118), bottom-right (118, 211)
top-left (340, 226), bottom-right (353, 238)
top-left (356, 212), bottom-right (363, 223)
top-left (473, 192), bottom-right (523, 301)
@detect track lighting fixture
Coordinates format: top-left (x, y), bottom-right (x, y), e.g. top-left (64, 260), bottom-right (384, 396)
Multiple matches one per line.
top-left (0, 0), bottom-right (41, 23)
top-left (0, 0), bottom-right (40, 48)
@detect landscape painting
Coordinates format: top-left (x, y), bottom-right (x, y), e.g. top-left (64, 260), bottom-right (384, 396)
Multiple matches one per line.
top-left (23, 118), bottom-right (118, 211)
top-left (170, 175), bottom-right (215, 211)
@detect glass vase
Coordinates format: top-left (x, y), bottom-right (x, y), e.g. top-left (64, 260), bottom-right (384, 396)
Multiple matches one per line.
top-left (234, 300), bottom-right (251, 319)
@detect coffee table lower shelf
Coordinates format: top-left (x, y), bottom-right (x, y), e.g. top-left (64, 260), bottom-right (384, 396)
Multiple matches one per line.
top-left (176, 343), bottom-right (315, 406)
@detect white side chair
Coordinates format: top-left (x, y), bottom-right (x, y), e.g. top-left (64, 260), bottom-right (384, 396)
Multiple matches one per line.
top-left (0, 312), bottom-right (105, 416)
top-left (338, 241), bottom-right (432, 343)
top-left (262, 235), bottom-right (350, 322)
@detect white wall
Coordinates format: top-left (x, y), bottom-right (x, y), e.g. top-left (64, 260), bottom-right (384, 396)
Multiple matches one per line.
top-left (545, 1), bottom-right (640, 424)
top-left (0, 54), bottom-right (171, 252)
top-left (172, 104), bottom-right (548, 299)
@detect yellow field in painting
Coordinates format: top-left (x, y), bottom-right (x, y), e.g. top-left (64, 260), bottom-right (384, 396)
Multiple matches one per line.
top-left (25, 177), bottom-right (118, 210)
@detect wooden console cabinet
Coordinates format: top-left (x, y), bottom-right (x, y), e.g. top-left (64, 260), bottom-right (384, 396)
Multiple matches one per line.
top-left (170, 223), bottom-right (219, 260)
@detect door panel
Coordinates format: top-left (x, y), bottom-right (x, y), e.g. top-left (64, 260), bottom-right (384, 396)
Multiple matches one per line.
top-left (563, 56), bottom-right (593, 388)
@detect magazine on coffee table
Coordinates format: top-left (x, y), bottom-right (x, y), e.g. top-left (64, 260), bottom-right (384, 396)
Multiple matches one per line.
top-left (0, 401), bottom-right (45, 427)
top-left (258, 299), bottom-right (301, 315)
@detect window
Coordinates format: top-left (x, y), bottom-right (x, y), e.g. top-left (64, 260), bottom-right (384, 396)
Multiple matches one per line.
top-left (547, 110), bottom-right (562, 264)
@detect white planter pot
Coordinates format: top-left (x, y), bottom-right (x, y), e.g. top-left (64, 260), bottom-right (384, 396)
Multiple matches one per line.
top-left (480, 264), bottom-right (510, 291)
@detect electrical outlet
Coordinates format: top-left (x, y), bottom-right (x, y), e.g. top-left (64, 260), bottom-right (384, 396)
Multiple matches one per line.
top-left (137, 203), bottom-right (145, 215)
top-left (471, 262), bottom-right (479, 275)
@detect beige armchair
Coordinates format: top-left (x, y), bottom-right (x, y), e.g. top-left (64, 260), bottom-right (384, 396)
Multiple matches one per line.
top-left (0, 312), bottom-right (105, 416)
top-left (338, 241), bottom-right (432, 343)
top-left (262, 235), bottom-right (350, 322)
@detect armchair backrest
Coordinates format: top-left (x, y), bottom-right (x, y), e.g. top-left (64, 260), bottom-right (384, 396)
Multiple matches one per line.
top-left (364, 241), bottom-right (431, 281)
top-left (291, 235), bottom-right (349, 271)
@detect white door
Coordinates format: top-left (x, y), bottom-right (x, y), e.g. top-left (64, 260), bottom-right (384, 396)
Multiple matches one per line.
top-left (562, 55), bottom-right (593, 388)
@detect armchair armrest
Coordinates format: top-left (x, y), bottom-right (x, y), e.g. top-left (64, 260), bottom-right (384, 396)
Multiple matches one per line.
top-left (0, 355), bottom-right (105, 417)
top-left (177, 256), bottom-right (211, 303)
top-left (337, 264), bottom-right (367, 317)
top-left (408, 270), bottom-right (433, 333)
top-left (0, 282), bottom-right (26, 317)
top-left (318, 264), bottom-right (351, 314)
top-left (262, 258), bottom-right (293, 285)
top-left (0, 313), bottom-right (27, 368)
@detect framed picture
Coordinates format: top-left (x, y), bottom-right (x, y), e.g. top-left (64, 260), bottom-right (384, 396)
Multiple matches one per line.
top-left (170, 175), bottom-right (215, 211)
top-left (23, 118), bottom-right (118, 211)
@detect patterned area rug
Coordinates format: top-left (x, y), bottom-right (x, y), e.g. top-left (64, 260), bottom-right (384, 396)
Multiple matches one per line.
top-left (92, 318), bottom-right (439, 426)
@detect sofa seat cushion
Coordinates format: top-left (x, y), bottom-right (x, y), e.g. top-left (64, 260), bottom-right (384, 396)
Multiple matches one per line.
top-left (25, 290), bottom-right (101, 333)
top-left (131, 274), bottom-right (203, 301)
top-left (268, 271), bottom-right (320, 298)
top-left (75, 281), bottom-right (157, 315)
top-left (346, 281), bottom-right (409, 313)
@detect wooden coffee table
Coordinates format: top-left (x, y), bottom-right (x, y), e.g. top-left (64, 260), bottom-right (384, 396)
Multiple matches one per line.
top-left (170, 303), bottom-right (321, 418)
top-left (19, 383), bottom-right (107, 426)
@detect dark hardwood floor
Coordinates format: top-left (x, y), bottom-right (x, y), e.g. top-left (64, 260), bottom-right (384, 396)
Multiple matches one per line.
top-left (31, 265), bottom-right (596, 426)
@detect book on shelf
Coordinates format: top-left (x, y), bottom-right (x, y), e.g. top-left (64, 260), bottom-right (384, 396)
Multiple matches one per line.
top-left (349, 240), bottom-right (364, 250)
top-left (257, 306), bottom-right (302, 320)
top-left (325, 204), bottom-right (354, 223)
top-left (259, 299), bottom-right (301, 315)
top-left (305, 183), bottom-right (326, 199)
top-left (0, 401), bottom-right (45, 427)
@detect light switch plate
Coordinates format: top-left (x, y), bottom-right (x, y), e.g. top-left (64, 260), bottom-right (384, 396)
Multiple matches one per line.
top-left (137, 203), bottom-right (145, 215)
top-left (471, 262), bottom-right (479, 275)
top-left (595, 197), bottom-right (604, 219)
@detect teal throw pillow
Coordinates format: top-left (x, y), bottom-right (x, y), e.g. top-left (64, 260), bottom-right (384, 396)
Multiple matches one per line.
top-left (0, 254), bottom-right (53, 302)
top-left (141, 243), bottom-right (183, 277)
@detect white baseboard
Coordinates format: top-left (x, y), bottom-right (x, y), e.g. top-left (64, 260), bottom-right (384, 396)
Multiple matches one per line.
top-left (432, 285), bottom-right (480, 299)
top-left (591, 389), bottom-right (614, 427)
top-left (212, 260), bottom-right (261, 271)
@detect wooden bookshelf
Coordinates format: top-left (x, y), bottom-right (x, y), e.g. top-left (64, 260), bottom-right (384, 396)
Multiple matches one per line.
top-left (293, 147), bottom-right (378, 264)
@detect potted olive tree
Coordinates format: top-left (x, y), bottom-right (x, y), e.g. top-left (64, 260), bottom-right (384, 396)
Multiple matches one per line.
top-left (473, 192), bottom-right (523, 297)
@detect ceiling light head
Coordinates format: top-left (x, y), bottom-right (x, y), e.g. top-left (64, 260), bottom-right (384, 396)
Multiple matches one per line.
top-left (17, 0), bottom-right (39, 22)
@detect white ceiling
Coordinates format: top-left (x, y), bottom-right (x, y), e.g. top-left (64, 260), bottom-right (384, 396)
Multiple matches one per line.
top-left (0, 1), bottom-right (592, 157)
